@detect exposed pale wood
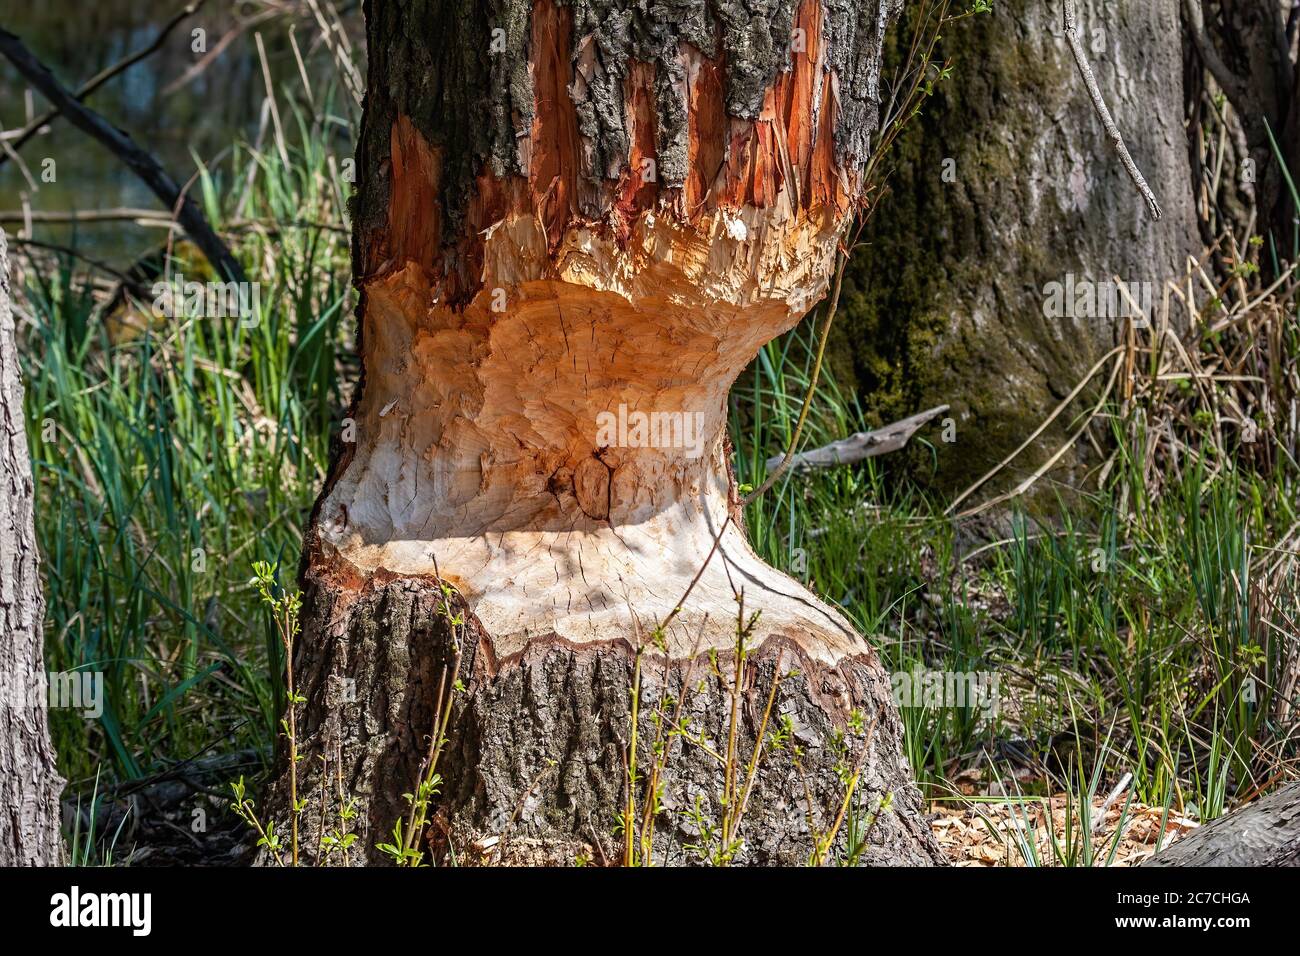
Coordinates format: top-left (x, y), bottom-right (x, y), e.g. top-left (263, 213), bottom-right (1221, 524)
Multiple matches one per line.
top-left (273, 0), bottom-right (940, 865)
top-left (320, 0), bottom-right (906, 667)
top-left (319, 203), bottom-right (858, 664)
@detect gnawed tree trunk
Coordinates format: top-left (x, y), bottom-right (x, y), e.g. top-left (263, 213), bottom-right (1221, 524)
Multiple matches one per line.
top-left (271, 0), bottom-right (943, 866)
top-left (0, 229), bottom-right (64, 865)
top-left (836, 0), bottom-right (1199, 496)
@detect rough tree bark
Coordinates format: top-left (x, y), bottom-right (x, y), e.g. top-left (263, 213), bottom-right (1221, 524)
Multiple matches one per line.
top-left (836, 0), bottom-right (1199, 495)
top-left (0, 229), bottom-right (64, 865)
top-left (270, 0), bottom-right (944, 866)
top-left (1146, 780), bottom-right (1300, 867)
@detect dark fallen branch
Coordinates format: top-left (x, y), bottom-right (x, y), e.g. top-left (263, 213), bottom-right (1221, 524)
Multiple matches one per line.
top-left (765, 404), bottom-right (950, 473)
top-left (0, 27), bottom-right (245, 283)
top-left (61, 747), bottom-right (262, 866)
top-left (1144, 780), bottom-right (1300, 866)
top-left (0, 0), bottom-right (205, 165)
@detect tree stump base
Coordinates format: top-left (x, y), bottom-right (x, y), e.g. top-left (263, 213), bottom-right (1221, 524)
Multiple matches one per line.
top-left (277, 568), bottom-right (943, 867)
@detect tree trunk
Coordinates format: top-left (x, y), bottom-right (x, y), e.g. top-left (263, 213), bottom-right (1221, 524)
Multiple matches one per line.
top-left (1145, 781), bottom-right (1300, 867)
top-left (837, 0), bottom-right (1199, 496)
top-left (271, 0), bottom-right (943, 866)
top-left (1179, 0), bottom-right (1300, 264)
top-left (0, 228), bottom-right (64, 865)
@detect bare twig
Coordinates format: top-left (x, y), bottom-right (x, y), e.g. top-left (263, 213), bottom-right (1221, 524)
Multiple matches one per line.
top-left (0, 0), bottom-right (206, 165)
top-left (1063, 1), bottom-right (1162, 220)
top-left (9, 236), bottom-right (135, 284)
top-left (161, 8), bottom-right (279, 97)
top-left (946, 345), bottom-right (1126, 515)
top-left (0, 28), bottom-right (244, 283)
top-left (0, 208), bottom-right (186, 228)
top-left (0, 138), bottom-right (37, 190)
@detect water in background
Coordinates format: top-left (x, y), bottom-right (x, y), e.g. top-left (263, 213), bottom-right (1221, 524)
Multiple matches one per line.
top-left (0, 0), bottom-right (358, 265)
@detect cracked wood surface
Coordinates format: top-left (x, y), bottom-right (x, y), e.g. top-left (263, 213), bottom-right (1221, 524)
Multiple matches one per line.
top-left (316, 0), bottom-right (902, 665)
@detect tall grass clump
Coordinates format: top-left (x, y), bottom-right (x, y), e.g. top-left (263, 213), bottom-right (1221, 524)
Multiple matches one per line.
top-left (16, 89), bottom-right (355, 788)
top-left (732, 283), bottom-right (1300, 822)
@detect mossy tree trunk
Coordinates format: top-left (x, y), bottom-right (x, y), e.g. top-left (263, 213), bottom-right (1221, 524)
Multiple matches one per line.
top-left (268, 0), bottom-right (943, 866)
top-left (837, 0), bottom-right (1199, 497)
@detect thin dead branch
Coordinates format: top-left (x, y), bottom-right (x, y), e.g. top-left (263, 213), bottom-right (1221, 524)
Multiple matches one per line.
top-left (0, 0), bottom-right (206, 165)
top-left (1063, 1), bottom-right (1162, 220)
top-left (0, 28), bottom-right (245, 283)
top-left (766, 404), bottom-right (950, 473)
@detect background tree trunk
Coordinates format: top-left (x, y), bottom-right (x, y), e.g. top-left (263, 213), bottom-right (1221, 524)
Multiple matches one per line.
top-left (1180, 0), bottom-right (1300, 266)
top-left (0, 228), bottom-right (64, 865)
top-left (271, 0), bottom-right (944, 866)
top-left (836, 0), bottom-right (1199, 497)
